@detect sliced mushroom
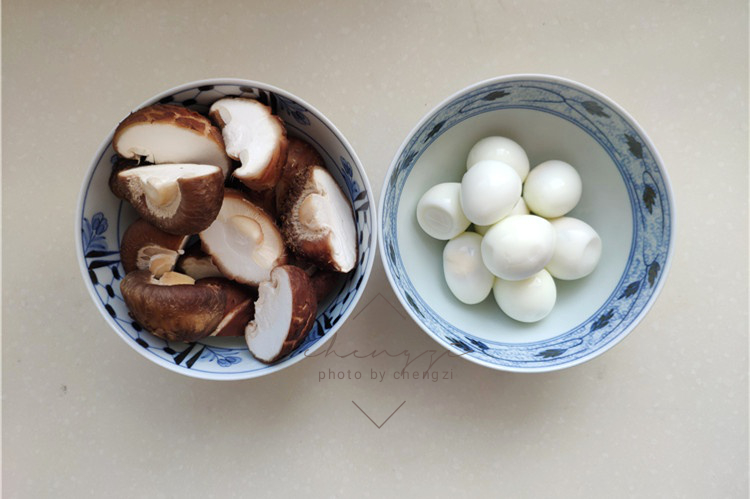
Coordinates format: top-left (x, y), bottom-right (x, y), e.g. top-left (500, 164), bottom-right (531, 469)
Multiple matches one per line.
top-left (309, 268), bottom-right (340, 303)
top-left (290, 258), bottom-right (341, 303)
top-left (209, 98), bottom-right (288, 190)
top-left (245, 265), bottom-right (317, 363)
top-left (115, 163), bottom-right (224, 235)
top-left (196, 277), bottom-right (257, 337)
top-left (176, 245), bottom-right (224, 280)
top-left (120, 219), bottom-right (189, 277)
top-left (113, 104), bottom-right (232, 177)
top-left (199, 190), bottom-right (287, 285)
top-left (120, 270), bottom-right (225, 342)
top-left (109, 158), bottom-right (143, 200)
top-left (222, 175), bottom-right (280, 220)
top-left (281, 166), bottom-right (358, 273)
top-left (275, 137), bottom-right (324, 213)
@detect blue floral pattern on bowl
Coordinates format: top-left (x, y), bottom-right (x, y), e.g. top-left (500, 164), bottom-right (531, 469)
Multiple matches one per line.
top-left (381, 77), bottom-right (673, 370)
top-left (77, 80), bottom-right (376, 379)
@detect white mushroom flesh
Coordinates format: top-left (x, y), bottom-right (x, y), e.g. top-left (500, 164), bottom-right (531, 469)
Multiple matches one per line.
top-left (179, 255), bottom-right (223, 280)
top-left (119, 164), bottom-right (221, 218)
top-left (300, 168), bottom-right (357, 271)
top-left (153, 271), bottom-right (196, 286)
top-left (245, 273), bottom-right (291, 360)
top-left (116, 123), bottom-right (230, 175)
top-left (210, 99), bottom-right (282, 180)
top-left (200, 194), bottom-right (286, 285)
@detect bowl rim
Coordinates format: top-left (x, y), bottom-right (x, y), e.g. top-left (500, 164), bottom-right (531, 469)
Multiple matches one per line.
top-left (76, 78), bottom-right (377, 380)
top-left (378, 73), bottom-right (675, 373)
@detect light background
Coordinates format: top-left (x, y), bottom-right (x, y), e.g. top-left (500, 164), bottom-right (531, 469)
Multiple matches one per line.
top-left (3, 0), bottom-right (748, 497)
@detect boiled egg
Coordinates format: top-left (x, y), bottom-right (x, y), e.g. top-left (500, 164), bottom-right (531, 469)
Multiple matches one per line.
top-left (546, 217), bottom-right (602, 280)
top-left (493, 269), bottom-right (557, 322)
top-left (460, 160), bottom-right (522, 226)
top-left (523, 160), bottom-right (582, 218)
top-left (466, 136), bottom-right (530, 181)
top-left (416, 182), bottom-right (471, 240)
top-left (443, 232), bottom-right (495, 304)
top-left (474, 197), bottom-right (529, 235)
top-left (481, 214), bottom-right (556, 281)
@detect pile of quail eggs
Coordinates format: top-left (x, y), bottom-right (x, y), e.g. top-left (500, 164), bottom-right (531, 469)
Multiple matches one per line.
top-left (416, 136), bottom-right (602, 323)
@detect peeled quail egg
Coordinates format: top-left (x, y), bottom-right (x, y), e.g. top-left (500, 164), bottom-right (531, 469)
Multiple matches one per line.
top-left (443, 232), bottom-right (495, 304)
top-left (466, 136), bottom-right (530, 181)
top-left (493, 269), bottom-right (557, 322)
top-left (474, 198), bottom-right (529, 236)
top-left (546, 217), bottom-right (602, 280)
top-left (481, 214), bottom-right (556, 281)
top-left (523, 160), bottom-right (582, 218)
top-left (416, 182), bottom-right (471, 240)
top-left (460, 160), bottom-right (522, 226)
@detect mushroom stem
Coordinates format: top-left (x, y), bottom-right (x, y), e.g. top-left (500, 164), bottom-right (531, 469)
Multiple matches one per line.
top-left (143, 177), bottom-right (179, 207)
top-left (156, 271), bottom-right (196, 286)
top-left (230, 215), bottom-right (264, 244)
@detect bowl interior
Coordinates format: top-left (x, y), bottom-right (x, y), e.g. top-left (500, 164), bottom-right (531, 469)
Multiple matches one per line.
top-left (78, 81), bottom-right (375, 379)
top-left (381, 76), bottom-right (672, 371)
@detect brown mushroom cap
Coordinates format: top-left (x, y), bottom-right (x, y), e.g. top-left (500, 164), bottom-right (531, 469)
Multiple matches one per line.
top-left (199, 190), bottom-right (287, 285)
top-left (275, 138), bottom-right (325, 213)
top-left (115, 163), bottom-right (224, 235)
top-left (280, 166), bottom-right (358, 273)
top-left (120, 270), bottom-right (226, 342)
top-left (120, 219), bottom-right (189, 276)
top-left (109, 158), bottom-right (143, 200)
top-left (196, 277), bottom-right (258, 337)
top-left (289, 256), bottom-right (341, 303)
top-left (309, 268), bottom-right (341, 303)
top-left (113, 104), bottom-right (232, 177)
top-left (209, 98), bottom-right (288, 191)
top-left (245, 265), bottom-right (317, 363)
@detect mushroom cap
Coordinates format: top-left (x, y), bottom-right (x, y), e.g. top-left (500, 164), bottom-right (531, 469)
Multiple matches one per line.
top-left (275, 137), bottom-right (325, 213)
top-left (289, 256), bottom-right (341, 304)
top-left (120, 270), bottom-right (226, 342)
top-left (212, 299), bottom-right (255, 337)
top-left (281, 166), bottom-right (358, 273)
top-left (209, 98), bottom-right (288, 191)
top-left (196, 277), bottom-right (257, 337)
top-left (309, 268), bottom-right (341, 304)
top-left (245, 265), bottom-right (317, 363)
top-left (109, 158), bottom-right (143, 200)
top-left (113, 104), bottom-right (232, 177)
top-left (199, 190), bottom-right (287, 285)
top-left (116, 163), bottom-right (224, 235)
top-left (195, 277), bottom-right (258, 312)
top-left (120, 218), bottom-right (189, 276)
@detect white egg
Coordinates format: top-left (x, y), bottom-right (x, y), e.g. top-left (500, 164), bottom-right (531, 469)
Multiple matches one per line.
top-left (481, 214), bottom-right (556, 280)
top-left (493, 269), bottom-right (557, 322)
top-left (416, 182), bottom-right (471, 240)
top-left (443, 232), bottom-right (495, 304)
top-left (460, 160), bottom-right (522, 226)
top-left (523, 160), bottom-right (582, 218)
top-left (466, 136), bottom-right (530, 181)
top-left (474, 198), bottom-right (530, 235)
top-left (546, 217), bottom-right (602, 280)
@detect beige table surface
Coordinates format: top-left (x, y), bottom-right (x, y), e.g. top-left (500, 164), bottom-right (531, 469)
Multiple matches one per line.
top-left (3, 1), bottom-right (748, 497)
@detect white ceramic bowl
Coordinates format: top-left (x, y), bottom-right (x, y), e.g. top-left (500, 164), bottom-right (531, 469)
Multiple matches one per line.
top-left (77, 79), bottom-right (376, 380)
top-left (380, 75), bottom-right (674, 372)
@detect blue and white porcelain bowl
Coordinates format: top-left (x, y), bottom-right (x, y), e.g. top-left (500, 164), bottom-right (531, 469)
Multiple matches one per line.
top-left (380, 75), bottom-right (674, 372)
top-left (77, 79), bottom-right (376, 380)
